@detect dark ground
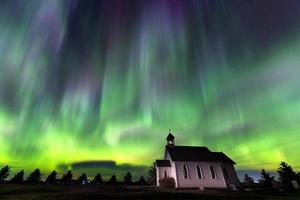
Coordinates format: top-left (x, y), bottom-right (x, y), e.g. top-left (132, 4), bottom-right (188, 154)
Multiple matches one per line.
top-left (0, 185), bottom-right (299, 200)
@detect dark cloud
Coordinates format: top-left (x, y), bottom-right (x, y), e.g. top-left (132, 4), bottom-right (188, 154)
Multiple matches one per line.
top-left (72, 160), bottom-right (116, 169)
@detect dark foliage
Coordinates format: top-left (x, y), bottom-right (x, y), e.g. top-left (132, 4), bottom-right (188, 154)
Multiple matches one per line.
top-left (27, 169), bottom-right (41, 184)
top-left (77, 173), bottom-right (88, 184)
top-left (108, 175), bottom-right (117, 185)
top-left (45, 171), bottom-right (57, 184)
top-left (277, 161), bottom-right (298, 190)
top-left (124, 172), bottom-right (133, 184)
top-left (259, 169), bottom-right (274, 188)
top-left (158, 177), bottom-right (175, 188)
top-left (10, 170), bottom-right (24, 184)
top-left (61, 170), bottom-right (73, 184)
top-left (137, 176), bottom-right (147, 185)
top-left (0, 165), bottom-right (10, 182)
top-left (146, 164), bottom-right (156, 185)
top-left (91, 173), bottom-right (103, 184)
top-left (243, 173), bottom-right (254, 187)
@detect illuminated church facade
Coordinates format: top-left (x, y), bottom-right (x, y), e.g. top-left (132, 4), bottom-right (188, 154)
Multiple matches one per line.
top-left (155, 133), bottom-right (240, 189)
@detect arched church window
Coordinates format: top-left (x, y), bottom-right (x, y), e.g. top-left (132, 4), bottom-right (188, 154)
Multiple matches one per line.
top-left (197, 165), bottom-right (202, 179)
top-left (210, 166), bottom-right (216, 179)
top-left (183, 164), bottom-right (189, 179)
top-left (164, 170), bottom-right (167, 178)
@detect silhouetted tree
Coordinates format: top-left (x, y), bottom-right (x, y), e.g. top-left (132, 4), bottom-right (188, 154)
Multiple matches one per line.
top-left (259, 169), bottom-right (274, 188)
top-left (137, 176), bottom-right (147, 185)
top-left (124, 172), bottom-right (132, 184)
top-left (108, 174), bottom-right (117, 185)
top-left (10, 170), bottom-right (24, 184)
top-left (0, 165), bottom-right (10, 182)
top-left (27, 169), bottom-right (41, 184)
top-left (77, 173), bottom-right (88, 185)
top-left (277, 162), bottom-right (298, 190)
top-left (243, 173), bottom-right (254, 187)
top-left (45, 171), bottom-right (57, 184)
top-left (61, 170), bottom-right (72, 184)
top-left (146, 164), bottom-right (156, 185)
top-left (91, 173), bottom-right (103, 184)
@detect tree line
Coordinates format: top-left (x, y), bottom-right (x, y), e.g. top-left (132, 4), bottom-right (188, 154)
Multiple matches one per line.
top-left (0, 166), bottom-right (150, 185)
top-left (242, 161), bottom-right (300, 191)
top-left (2, 161), bottom-right (297, 191)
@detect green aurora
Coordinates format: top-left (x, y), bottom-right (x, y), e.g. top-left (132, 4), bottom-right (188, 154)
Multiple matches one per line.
top-left (0, 0), bottom-right (300, 177)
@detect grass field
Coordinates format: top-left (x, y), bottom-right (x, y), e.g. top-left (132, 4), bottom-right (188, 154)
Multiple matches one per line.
top-left (0, 185), bottom-right (299, 200)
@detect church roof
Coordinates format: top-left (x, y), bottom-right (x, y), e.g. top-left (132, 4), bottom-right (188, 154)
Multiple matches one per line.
top-left (156, 160), bottom-right (171, 167)
top-left (166, 146), bottom-right (236, 164)
top-left (166, 133), bottom-right (175, 141)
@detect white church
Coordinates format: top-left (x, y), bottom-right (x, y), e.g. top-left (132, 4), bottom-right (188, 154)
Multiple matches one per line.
top-left (155, 132), bottom-right (240, 189)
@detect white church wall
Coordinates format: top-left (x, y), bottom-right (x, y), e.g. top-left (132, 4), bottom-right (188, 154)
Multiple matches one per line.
top-left (164, 149), bottom-right (172, 160)
top-left (163, 149), bottom-right (179, 186)
top-left (174, 162), bottom-right (227, 188)
top-left (221, 163), bottom-right (240, 188)
top-left (170, 160), bottom-right (178, 187)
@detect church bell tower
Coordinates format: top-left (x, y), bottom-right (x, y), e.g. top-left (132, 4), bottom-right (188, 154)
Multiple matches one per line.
top-left (166, 130), bottom-right (175, 147)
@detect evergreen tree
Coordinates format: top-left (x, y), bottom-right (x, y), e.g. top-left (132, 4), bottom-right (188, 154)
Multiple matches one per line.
top-left (10, 170), bottom-right (24, 184)
top-left (137, 176), bottom-right (147, 185)
top-left (0, 165), bottom-right (10, 182)
top-left (243, 173), bottom-right (254, 186)
top-left (108, 174), bottom-right (117, 185)
top-left (124, 172), bottom-right (132, 184)
top-left (27, 169), bottom-right (41, 184)
top-left (146, 164), bottom-right (156, 185)
top-left (259, 169), bottom-right (274, 188)
top-left (91, 173), bottom-right (103, 184)
top-left (77, 173), bottom-right (88, 184)
top-left (45, 171), bottom-right (57, 184)
top-left (61, 170), bottom-right (72, 184)
top-left (277, 161), bottom-right (297, 190)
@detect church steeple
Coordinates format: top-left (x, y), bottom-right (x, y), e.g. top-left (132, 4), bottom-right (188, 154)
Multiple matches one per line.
top-left (166, 129), bottom-right (175, 147)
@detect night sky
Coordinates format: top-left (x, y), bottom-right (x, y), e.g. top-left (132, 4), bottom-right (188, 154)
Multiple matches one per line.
top-left (1, 0), bottom-right (300, 179)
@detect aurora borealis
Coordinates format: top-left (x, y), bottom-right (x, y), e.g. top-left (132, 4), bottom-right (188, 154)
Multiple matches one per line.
top-left (1, 0), bottom-right (300, 178)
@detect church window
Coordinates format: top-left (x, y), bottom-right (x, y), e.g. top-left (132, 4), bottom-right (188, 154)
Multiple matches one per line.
top-left (183, 164), bottom-right (189, 179)
top-left (197, 165), bottom-right (202, 179)
top-left (210, 166), bottom-right (216, 179)
top-left (164, 170), bottom-right (167, 178)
